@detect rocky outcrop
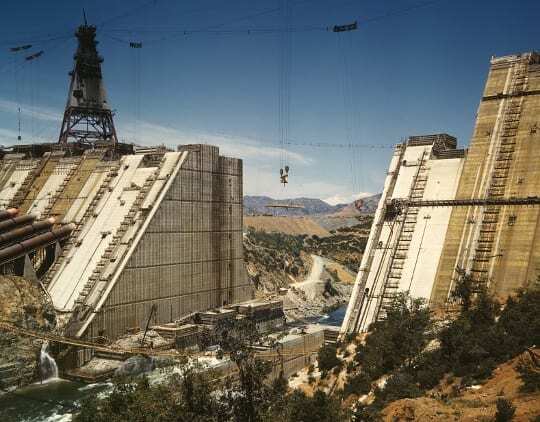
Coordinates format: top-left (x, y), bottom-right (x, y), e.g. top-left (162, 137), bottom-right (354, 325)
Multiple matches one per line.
top-left (0, 275), bottom-right (56, 389)
top-left (244, 232), bottom-right (310, 293)
top-left (282, 255), bottom-right (353, 321)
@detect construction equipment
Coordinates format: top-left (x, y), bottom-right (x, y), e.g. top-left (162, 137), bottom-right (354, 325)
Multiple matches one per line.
top-left (385, 196), bottom-right (540, 216)
top-left (279, 166), bottom-right (289, 185)
top-left (333, 21), bottom-right (358, 33)
top-left (140, 303), bottom-right (157, 346)
top-left (9, 44), bottom-right (32, 52)
top-left (58, 23), bottom-right (118, 149)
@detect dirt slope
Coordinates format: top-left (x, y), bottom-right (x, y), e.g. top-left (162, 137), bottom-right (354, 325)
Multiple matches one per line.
top-left (382, 351), bottom-right (540, 421)
top-left (244, 216), bottom-right (330, 237)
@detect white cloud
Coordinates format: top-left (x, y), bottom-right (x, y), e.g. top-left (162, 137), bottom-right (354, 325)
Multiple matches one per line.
top-left (0, 128), bottom-right (20, 144)
top-left (0, 99), bottom-right (60, 123)
top-left (0, 99), bottom-right (350, 199)
top-left (118, 120), bottom-right (313, 165)
top-left (324, 192), bottom-right (374, 206)
top-left (0, 99), bottom-right (312, 166)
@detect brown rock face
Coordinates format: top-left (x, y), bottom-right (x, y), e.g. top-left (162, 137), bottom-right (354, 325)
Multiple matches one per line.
top-left (0, 275), bottom-right (56, 388)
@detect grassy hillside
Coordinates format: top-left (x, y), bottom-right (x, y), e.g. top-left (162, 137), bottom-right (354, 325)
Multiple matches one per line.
top-left (244, 215), bottom-right (330, 237)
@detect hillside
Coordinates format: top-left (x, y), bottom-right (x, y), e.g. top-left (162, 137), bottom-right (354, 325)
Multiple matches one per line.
top-left (243, 194), bottom-right (380, 217)
top-left (244, 196), bottom-right (336, 216)
top-left (329, 194), bottom-right (381, 217)
top-left (382, 350), bottom-right (540, 421)
top-left (243, 229), bottom-right (354, 320)
top-left (244, 215), bottom-right (330, 237)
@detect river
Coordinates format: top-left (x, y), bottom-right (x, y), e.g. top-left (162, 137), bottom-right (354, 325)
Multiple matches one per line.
top-left (0, 379), bottom-right (111, 422)
top-left (317, 304), bottom-right (347, 327)
top-left (1, 305), bottom-right (348, 421)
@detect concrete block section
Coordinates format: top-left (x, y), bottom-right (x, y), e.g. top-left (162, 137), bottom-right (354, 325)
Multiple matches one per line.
top-left (341, 133), bottom-right (465, 334)
top-left (56, 144), bottom-right (254, 341)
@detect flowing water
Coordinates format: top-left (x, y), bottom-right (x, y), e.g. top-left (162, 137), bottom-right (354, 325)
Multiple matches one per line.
top-left (317, 304), bottom-right (347, 326)
top-left (40, 341), bottom-right (59, 382)
top-left (0, 380), bottom-right (111, 422)
top-left (0, 341), bottom-right (111, 421)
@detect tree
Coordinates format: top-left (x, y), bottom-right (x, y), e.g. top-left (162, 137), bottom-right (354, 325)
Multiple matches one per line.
top-left (516, 353), bottom-right (540, 393)
top-left (219, 319), bottom-right (276, 422)
top-left (451, 272), bottom-right (475, 312)
top-left (494, 398), bottom-right (515, 422)
top-left (439, 290), bottom-right (500, 379)
top-left (317, 344), bottom-right (341, 372)
top-left (354, 293), bottom-right (432, 380)
top-left (497, 289), bottom-right (540, 360)
top-left (275, 390), bottom-right (346, 422)
top-left (75, 367), bottom-right (224, 422)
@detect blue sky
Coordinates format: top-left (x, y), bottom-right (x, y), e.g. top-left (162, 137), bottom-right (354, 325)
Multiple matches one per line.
top-left (0, 0), bottom-right (539, 203)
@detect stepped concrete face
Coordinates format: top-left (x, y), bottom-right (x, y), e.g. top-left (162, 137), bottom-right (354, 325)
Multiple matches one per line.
top-left (342, 52), bottom-right (540, 336)
top-left (0, 144), bottom-right (252, 363)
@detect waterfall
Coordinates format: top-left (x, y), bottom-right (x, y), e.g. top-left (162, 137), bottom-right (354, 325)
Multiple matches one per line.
top-left (39, 341), bottom-right (59, 382)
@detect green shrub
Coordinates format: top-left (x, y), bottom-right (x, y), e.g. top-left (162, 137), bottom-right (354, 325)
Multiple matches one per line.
top-left (494, 398), bottom-right (515, 422)
top-left (317, 344), bottom-right (341, 372)
top-left (282, 390), bottom-right (346, 421)
top-left (414, 350), bottom-right (448, 390)
top-left (355, 293), bottom-right (432, 379)
top-left (343, 373), bottom-right (372, 396)
top-left (517, 359), bottom-right (540, 393)
top-left (438, 291), bottom-right (500, 379)
top-left (376, 372), bottom-right (423, 404)
top-left (497, 290), bottom-right (540, 360)
top-left (438, 289), bottom-right (540, 382)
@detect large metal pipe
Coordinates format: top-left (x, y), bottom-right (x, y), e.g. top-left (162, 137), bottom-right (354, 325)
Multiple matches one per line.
top-left (0, 214), bottom-right (36, 233)
top-left (0, 217), bottom-right (55, 246)
top-left (0, 223), bottom-right (74, 264)
top-left (0, 208), bottom-right (19, 221)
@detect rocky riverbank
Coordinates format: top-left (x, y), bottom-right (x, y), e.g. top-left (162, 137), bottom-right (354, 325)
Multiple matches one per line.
top-left (282, 255), bottom-right (353, 321)
top-left (0, 275), bottom-right (56, 389)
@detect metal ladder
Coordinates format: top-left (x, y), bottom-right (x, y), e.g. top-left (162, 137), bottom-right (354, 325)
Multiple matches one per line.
top-left (469, 60), bottom-right (528, 286)
top-left (376, 150), bottom-right (429, 320)
top-left (345, 144), bottom-right (406, 333)
top-left (72, 157), bottom-right (165, 307)
top-left (41, 157), bottom-right (83, 218)
top-left (43, 163), bottom-right (121, 286)
top-left (8, 160), bottom-right (41, 209)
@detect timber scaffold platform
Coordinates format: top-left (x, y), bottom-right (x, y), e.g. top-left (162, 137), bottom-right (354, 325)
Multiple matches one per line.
top-left (0, 320), bottom-right (307, 359)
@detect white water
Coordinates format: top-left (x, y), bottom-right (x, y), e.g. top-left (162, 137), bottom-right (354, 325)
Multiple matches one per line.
top-left (40, 341), bottom-right (59, 382)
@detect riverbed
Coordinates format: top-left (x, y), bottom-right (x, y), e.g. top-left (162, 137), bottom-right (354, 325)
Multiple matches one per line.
top-left (318, 305), bottom-right (347, 326)
top-left (0, 306), bottom-right (348, 421)
top-left (0, 379), bottom-right (111, 422)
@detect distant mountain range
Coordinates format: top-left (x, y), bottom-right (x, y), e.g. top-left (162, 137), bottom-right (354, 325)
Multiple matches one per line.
top-left (243, 194), bottom-right (381, 216)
